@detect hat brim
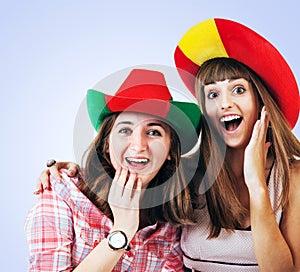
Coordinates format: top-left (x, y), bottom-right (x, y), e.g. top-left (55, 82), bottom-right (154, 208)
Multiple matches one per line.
top-left (86, 89), bottom-right (201, 154)
top-left (174, 18), bottom-right (299, 128)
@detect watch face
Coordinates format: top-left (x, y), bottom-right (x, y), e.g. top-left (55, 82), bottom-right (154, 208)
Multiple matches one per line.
top-left (108, 230), bottom-right (128, 250)
top-left (110, 232), bottom-right (126, 248)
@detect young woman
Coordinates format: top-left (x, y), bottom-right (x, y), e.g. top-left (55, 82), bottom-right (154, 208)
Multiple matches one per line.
top-left (174, 18), bottom-right (300, 272)
top-left (25, 68), bottom-right (201, 271)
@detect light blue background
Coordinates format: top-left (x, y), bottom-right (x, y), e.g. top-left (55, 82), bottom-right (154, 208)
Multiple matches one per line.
top-left (1, 1), bottom-right (299, 270)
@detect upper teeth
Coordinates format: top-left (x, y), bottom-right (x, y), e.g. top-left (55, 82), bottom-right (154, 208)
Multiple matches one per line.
top-left (126, 158), bottom-right (149, 163)
top-left (220, 115), bottom-right (241, 122)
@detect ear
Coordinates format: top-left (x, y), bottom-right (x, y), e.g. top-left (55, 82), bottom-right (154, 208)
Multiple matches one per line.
top-left (167, 154), bottom-right (171, 160)
top-left (105, 142), bottom-right (109, 153)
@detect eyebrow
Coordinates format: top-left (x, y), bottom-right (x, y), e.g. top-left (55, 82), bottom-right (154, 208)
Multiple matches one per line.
top-left (116, 121), bottom-right (133, 127)
top-left (147, 122), bottom-right (165, 128)
top-left (205, 78), bottom-right (246, 89)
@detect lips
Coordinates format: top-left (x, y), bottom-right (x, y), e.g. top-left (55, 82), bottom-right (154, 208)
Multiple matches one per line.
top-left (220, 114), bottom-right (242, 132)
top-left (125, 157), bottom-right (150, 168)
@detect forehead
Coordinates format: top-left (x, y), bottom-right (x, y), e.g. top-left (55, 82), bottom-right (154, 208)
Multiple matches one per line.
top-left (115, 111), bottom-right (167, 126)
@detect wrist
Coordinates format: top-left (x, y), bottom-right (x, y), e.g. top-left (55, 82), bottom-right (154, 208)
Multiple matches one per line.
top-left (245, 174), bottom-right (267, 191)
top-left (110, 226), bottom-right (136, 241)
top-left (248, 184), bottom-right (269, 201)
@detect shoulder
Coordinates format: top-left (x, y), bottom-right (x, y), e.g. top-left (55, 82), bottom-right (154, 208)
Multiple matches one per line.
top-left (49, 170), bottom-right (103, 218)
top-left (290, 158), bottom-right (300, 174)
top-left (49, 170), bottom-right (82, 200)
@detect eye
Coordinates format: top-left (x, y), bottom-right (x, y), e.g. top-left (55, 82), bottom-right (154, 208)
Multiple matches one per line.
top-left (147, 129), bottom-right (162, 136)
top-left (207, 90), bottom-right (218, 99)
top-left (118, 127), bottom-right (132, 135)
top-left (233, 86), bottom-right (246, 95)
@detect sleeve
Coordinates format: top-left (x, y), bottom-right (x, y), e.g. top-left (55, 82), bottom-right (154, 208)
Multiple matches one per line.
top-left (24, 187), bottom-right (74, 272)
top-left (162, 227), bottom-right (184, 272)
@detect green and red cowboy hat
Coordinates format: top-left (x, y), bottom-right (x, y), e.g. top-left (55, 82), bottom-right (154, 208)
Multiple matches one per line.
top-left (86, 68), bottom-right (201, 154)
top-left (174, 18), bottom-right (299, 128)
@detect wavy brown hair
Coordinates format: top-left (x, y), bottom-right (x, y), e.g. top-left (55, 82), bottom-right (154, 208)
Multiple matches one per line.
top-left (78, 113), bottom-right (196, 227)
top-left (194, 57), bottom-right (300, 237)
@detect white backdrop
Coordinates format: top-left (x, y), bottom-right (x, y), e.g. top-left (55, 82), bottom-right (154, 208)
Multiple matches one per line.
top-left (1, 1), bottom-right (299, 270)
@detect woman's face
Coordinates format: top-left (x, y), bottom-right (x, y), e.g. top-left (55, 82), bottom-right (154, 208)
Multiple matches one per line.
top-left (108, 112), bottom-right (171, 188)
top-left (203, 78), bottom-right (259, 149)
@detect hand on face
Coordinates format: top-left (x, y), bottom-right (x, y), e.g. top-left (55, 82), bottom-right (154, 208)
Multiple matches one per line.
top-left (243, 106), bottom-right (272, 190)
top-left (108, 168), bottom-right (142, 235)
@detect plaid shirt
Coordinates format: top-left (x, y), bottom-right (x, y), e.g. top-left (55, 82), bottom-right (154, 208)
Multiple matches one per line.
top-left (25, 171), bottom-right (183, 271)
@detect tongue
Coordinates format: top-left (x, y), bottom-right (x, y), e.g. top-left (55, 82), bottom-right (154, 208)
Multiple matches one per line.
top-left (226, 121), bottom-right (239, 131)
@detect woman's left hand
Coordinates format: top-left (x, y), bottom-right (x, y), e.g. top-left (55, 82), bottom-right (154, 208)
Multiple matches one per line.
top-left (244, 106), bottom-right (272, 190)
top-left (108, 168), bottom-right (142, 238)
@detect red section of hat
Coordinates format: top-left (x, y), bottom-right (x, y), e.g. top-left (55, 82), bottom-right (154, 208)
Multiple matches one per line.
top-left (215, 18), bottom-right (299, 128)
top-left (174, 46), bottom-right (199, 97)
top-left (104, 69), bottom-right (173, 118)
top-left (116, 69), bottom-right (172, 100)
top-left (106, 95), bottom-right (171, 118)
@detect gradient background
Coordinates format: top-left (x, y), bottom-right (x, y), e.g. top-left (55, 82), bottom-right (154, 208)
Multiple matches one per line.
top-left (1, 1), bottom-right (299, 270)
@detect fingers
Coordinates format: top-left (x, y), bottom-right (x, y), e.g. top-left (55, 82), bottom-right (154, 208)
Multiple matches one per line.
top-left (264, 142), bottom-right (272, 159)
top-left (34, 169), bottom-right (51, 194)
top-left (108, 168), bottom-right (141, 209)
top-left (65, 162), bottom-right (80, 177)
top-left (49, 163), bottom-right (62, 182)
top-left (48, 161), bottom-right (80, 179)
top-left (34, 160), bottom-right (79, 195)
top-left (251, 106), bottom-right (269, 144)
top-left (260, 106), bottom-right (269, 141)
top-left (122, 171), bottom-right (138, 199)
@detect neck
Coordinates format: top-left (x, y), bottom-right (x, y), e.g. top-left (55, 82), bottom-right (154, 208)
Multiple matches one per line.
top-left (225, 147), bottom-right (245, 181)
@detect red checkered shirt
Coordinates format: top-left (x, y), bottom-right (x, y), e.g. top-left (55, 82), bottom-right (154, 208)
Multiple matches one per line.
top-left (25, 171), bottom-right (183, 271)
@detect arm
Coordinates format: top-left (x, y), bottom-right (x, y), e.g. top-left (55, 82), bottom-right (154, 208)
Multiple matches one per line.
top-left (244, 107), bottom-right (300, 271)
top-left (25, 181), bottom-right (74, 271)
top-left (26, 168), bottom-right (142, 272)
top-left (73, 168), bottom-right (142, 272)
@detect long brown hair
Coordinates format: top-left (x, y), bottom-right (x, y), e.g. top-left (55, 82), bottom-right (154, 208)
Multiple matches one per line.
top-left (195, 57), bottom-right (300, 237)
top-left (78, 113), bottom-right (196, 226)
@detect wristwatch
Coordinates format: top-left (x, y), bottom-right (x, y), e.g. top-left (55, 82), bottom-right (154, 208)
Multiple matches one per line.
top-left (107, 230), bottom-right (130, 251)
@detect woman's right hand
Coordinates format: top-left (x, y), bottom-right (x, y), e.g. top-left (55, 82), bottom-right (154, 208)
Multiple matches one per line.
top-left (34, 161), bottom-right (79, 194)
top-left (108, 168), bottom-right (142, 239)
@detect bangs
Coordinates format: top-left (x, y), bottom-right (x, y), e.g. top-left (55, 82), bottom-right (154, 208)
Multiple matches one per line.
top-left (198, 58), bottom-right (252, 84)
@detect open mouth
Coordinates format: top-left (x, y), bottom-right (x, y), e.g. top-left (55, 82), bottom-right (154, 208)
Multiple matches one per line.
top-left (125, 157), bottom-right (150, 166)
top-left (220, 115), bottom-right (242, 131)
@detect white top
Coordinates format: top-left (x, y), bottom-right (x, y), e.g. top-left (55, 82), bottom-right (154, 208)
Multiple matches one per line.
top-left (181, 163), bottom-right (282, 272)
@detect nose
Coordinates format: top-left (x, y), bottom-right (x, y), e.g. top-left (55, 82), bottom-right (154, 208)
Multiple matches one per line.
top-left (220, 92), bottom-right (233, 109)
top-left (129, 128), bottom-right (147, 152)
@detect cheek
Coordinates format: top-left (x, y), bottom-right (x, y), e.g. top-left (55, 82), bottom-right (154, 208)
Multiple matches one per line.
top-left (205, 100), bottom-right (217, 117)
top-left (108, 137), bottom-right (127, 169)
top-left (149, 140), bottom-right (170, 164)
top-left (205, 103), bottom-right (219, 126)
